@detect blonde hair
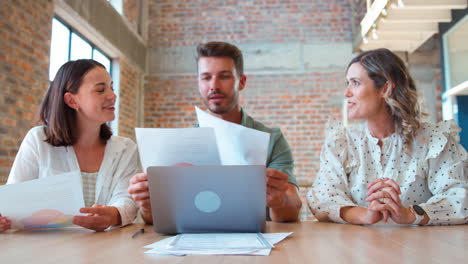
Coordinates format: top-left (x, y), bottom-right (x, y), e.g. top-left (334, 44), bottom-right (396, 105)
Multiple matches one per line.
top-left (348, 48), bottom-right (421, 148)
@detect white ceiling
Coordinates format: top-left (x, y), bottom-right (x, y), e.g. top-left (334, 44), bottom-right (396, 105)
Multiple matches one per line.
top-left (358, 0), bottom-right (467, 53)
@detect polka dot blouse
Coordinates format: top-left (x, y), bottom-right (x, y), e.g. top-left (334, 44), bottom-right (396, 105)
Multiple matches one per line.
top-left (307, 119), bottom-right (468, 225)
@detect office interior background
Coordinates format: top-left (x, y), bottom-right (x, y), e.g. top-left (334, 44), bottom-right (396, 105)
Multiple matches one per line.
top-left (0, 0), bottom-right (467, 220)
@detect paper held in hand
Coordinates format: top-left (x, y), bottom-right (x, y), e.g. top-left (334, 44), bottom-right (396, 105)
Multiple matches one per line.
top-left (0, 171), bottom-right (85, 229)
top-left (135, 106), bottom-right (270, 171)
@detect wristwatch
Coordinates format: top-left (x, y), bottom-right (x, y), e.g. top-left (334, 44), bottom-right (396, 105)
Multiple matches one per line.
top-left (410, 205), bottom-right (426, 225)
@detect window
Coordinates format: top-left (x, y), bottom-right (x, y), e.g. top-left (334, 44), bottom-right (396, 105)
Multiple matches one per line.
top-left (107, 0), bottom-right (123, 15)
top-left (442, 14), bottom-right (468, 120)
top-left (49, 17), bottom-right (118, 134)
top-left (443, 15), bottom-right (468, 90)
top-left (441, 12), bottom-right (468, 149)
top-left (49, 18), bottom-right (112, 81)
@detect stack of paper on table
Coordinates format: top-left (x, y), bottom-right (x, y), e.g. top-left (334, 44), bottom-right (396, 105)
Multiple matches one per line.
top-left (135, 106), bottom-right (270, 170)
top-left (144, 232), bottom-right (293, 256)
top-left (0, 171), bottom-right (85, 229)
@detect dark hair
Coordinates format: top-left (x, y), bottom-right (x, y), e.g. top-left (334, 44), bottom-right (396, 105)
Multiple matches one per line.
top-left (348, 48), bottom-right (421, 147)
top-left (196, 41), bottom-right (244, 76)
top-left (39, 59), bottom-right (112, 146)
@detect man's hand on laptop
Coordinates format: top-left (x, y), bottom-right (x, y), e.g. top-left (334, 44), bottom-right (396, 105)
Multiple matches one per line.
top-left (266, 169), bottom-right (289, 208)
top-left (266, 168), bottom-right (302, 222)
top-left (128, 173), bottom-right (153, 224)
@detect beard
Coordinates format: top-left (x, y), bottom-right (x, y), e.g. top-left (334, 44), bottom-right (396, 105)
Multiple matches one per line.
top-left (203, 91), bottom-right (239, 115)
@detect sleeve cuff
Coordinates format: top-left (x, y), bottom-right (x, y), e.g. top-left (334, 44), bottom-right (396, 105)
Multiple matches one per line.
top-left (110, 199), bottom-right (138, 227)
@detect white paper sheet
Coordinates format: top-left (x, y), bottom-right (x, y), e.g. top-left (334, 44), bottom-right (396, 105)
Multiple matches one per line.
top-left (169, 233), bottom-right (273, 250)
top-left (195, 107), bottom-right (270, 166)
top-left (135, 127), bottom-right (222, 171)
top-left (0, 171), bottom-right (85, 229)
top-left (144, 232), bottom-right (293, 256)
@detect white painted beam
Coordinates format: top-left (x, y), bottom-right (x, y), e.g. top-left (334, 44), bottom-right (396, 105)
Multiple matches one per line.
top-left (360, 0), bottom-right (389, 37)
top-left (398, 0), bottom-right (468, 9)
top-left (376, 31), bottom-right (434, 41)
top-left (359, 39), bottom-right (422, 52)
top-left (360, 33), bottom-right (434, 53)
top-left (378, 21), bottom-right (439, 33)
top-left (385, 8), bottom-right (452, 23)
top-left (446, 81), bottom-right (468, 96)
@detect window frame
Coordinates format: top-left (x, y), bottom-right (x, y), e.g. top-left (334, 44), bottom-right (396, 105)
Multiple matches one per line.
top-left (50, 16), bottom-right (113, 81)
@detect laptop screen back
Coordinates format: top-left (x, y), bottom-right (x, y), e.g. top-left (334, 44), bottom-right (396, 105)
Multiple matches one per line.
top-left (147, 165), bottom-right (266, 234)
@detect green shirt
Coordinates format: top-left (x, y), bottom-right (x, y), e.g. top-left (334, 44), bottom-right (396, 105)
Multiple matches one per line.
top-left (195, 108), bottom-right (297, 187)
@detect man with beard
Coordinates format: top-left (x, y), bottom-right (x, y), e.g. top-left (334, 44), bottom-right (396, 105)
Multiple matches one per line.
top-left (128, 42), bottom-right (302, 224)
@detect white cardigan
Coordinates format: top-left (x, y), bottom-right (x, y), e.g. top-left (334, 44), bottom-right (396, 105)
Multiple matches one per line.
top-left (7, 126), bottom-right (139, 226)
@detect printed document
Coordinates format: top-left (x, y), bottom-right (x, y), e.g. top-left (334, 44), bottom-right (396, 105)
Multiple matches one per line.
top-left (135, 107), bottom-right (270, 171)
top-left (0, 171), bottom-right (84, 229)
top-left (169, 233), bottom-right (273, 250)
top-left (143, 232), bottom-right (293, 256)
top-left (195, 106), bottom-right (270, 166)
top-left (135, 127), bottom-right (222, 171)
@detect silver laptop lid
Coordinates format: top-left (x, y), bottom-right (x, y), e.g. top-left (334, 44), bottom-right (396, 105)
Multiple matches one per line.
top-left (147, 165), bottom-right (266, 234)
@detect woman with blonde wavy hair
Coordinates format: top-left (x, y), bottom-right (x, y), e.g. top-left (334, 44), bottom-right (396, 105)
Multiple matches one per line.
top-left (307, 48), bottom-right (468, 226)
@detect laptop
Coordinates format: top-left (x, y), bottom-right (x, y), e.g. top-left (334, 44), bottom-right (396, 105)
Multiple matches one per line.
top-left (147, 165), bottom-right (266, 234)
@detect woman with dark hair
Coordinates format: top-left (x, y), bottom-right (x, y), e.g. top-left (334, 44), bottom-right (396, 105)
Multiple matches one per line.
top-left (307, 48), bottom-right (468, 226)
top-left (0, 60), bottom-right (138, 232)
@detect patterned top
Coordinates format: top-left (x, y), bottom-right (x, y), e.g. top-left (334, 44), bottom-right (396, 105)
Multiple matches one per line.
top-left (307, 119), bottom-right (468, 225)
top-left (81, 171), bottom-right (98, 207)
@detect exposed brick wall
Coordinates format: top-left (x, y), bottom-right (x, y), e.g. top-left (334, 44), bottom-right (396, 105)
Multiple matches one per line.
top-left (244, 73), bottom-right (345, 221)
top-left (409, 36), bottom-right (443, 123)
top-left (150, 0), bottom-right (353, 47)
top-left (351, 0), bottom-right (367, 35)
top-left (414, 65), bottom-right (443, 123)
top-left (146, 0), bottom-right (353, 221)
top-left (123, 0), bottom-right (138, 29)
top-left (0, 0), bottom-right (54, 183)
top-left (144, 75), bottom-right (202, 128)
top-left (118, 59), bottom-right (142, 141)
top-left (241, 73), bottom-right (344, 183)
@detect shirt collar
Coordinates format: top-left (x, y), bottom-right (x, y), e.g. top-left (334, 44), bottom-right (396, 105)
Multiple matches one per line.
top-left (240, 108), bottom-right (254, 128)
top-left (364, 122), bottom-right (397, 144)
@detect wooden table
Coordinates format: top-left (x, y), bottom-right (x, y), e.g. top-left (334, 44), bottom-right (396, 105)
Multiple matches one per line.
top-left (1, 221), bottom-right (467, 263)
